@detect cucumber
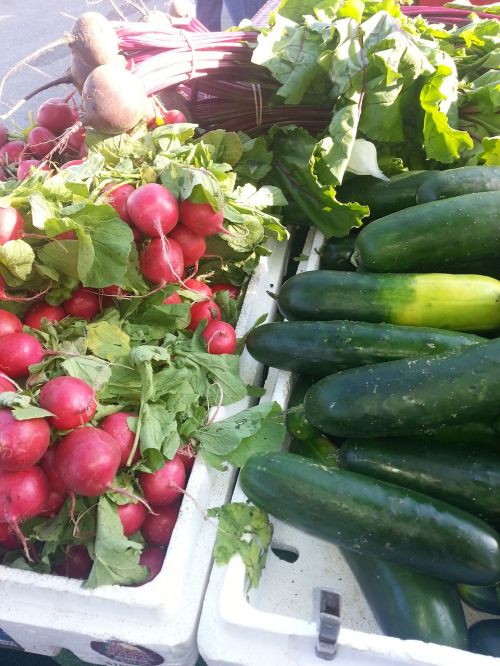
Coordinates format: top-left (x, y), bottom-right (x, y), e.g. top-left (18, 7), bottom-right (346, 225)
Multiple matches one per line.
top-left (336, 171), bottom-right (437, 219)
top-left (277, 270), bottom-right (500, 333)
top-left (246, 320), bottom-right (484, 377)
top-left (287, 405), bottom-right (338, 466)
top-left (304, 338), bottom-right (500, 439)
top-left (352, 191), bottom-right (500, 274)
top-left (342, 549), bottom-right (468, 648)
top-left (417, 166), bottom-right (500, 203)
top-left (338, 438), bottom-right (500, 523)
top-left (240, 453), bottom-right (500, 585)
top-left (319, 234), bottom-right (356, 271)
top-left (458, 583), bottom-right (500, 616)
top-left (469, 620), bottom-right (500, 657)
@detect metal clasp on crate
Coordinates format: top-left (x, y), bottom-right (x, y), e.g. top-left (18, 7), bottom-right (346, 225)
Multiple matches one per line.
top-left (314, 588), bottom-right (341, 660)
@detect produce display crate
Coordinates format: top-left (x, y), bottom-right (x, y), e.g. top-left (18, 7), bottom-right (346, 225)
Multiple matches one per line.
top-left (198, 228), bottom-right (499, 666)
top-left (0, 234), bottom-right (291, 666)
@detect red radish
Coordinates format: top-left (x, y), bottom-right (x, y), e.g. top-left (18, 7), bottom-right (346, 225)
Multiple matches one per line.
top-left (0, 332), bottom-right (44, 378)
top-left (63, 287), bottom-right (101, 321)
top-left (177, 444), bottom-right (196, 475)
top-left (0, 530), bottom-right (21, 551)
top-left (0, 166), bottom-right (6, 181)
top-left (0, 375), bottom-right (17, 392)
top-left (0, 409), bottom-right (51, 471)
top-left (138, 456), bottom-right (186, 506)
top-left (202, 320), bottom-right (237, 355)
top-left (24, 302), bottom-right (66, 329)
top-left (27, 126), bottom-right (57, 159)
top-left (39, 489), bottom-right (66, 518)
top-left (40, 447), bottom-right (68, 494)
top-left (66, 126), bottom-right (86, 153)
top-left (211, 283), bottom-right (240, 299)
top-left (164, 109), bottom-right (188, 124)
top-left (0, 522), bottom-right (10, 540)
top-left (61, 159), bottom-right (85, 170)
top-left (179, 200), bottom-right (225, 237)
top-left (140, 237), bottom-right (184, 284)
top-left (36, 98), bottom-right (77, 135)
top-left (54, 230), bottom-right (77, 240)
top-left (0, 125), bottom-right (7, 148)
top-left (17, 159), bottom-right (40, 181)
top-left (168, 225), bottom-right (206, 268)
top-left (138, 545), bottom-right (165, 582)
top-left (0, 140), bottom-right (26, 165)
top-left (126, 183), bottom-right (179, 237)
top-left (141, 502), bottom-right (180, 546)
top-left (117, 502), bottom-right (147, 536)
top-left (0, 466), bottom-right (49, 557)
top-left (0, 308), bottom-right (22, 337)
top-left (39, 376), bottom-right (97, 431)
top-left (0, 207), bottom-right (24, 244)
top-left (187, 299), bottom-right (222, 332)
top-left (163, 292), bottom-right (182, 305)
top-left (53, 544), bottom-right (93, 579)
top-left (102, 183), bottom-right (135, 224)
top-left (184, 278), bottom-right (212, 299)
top-left (79, 143), bottom-right (88, 159)
top-left (55, 427), bottom-right (121, 496)
top-left (100, 412), bottom-right (139, 467)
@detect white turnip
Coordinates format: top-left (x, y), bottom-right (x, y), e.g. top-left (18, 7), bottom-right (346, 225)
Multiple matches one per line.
top-left (39, 376), bottom-right (97, 431)
top-left (0, 409), bottom-right (51, 471)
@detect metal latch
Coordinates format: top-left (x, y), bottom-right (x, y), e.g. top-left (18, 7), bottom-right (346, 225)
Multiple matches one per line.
top-left (313, 588), bottom-right (341, 660)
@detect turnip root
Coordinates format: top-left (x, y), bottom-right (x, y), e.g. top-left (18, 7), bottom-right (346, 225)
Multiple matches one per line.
top-left (82, 64), bottom-right (148, 134)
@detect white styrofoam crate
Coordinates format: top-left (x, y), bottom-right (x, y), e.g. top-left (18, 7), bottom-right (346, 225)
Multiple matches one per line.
top-left (198, 228), bottom-right (500, 666)
top-left (0, 234), bottom-right (291, 666)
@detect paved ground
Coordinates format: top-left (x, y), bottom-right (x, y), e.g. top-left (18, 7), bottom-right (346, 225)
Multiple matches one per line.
top-left (0, 0), bottom-right (230, 128)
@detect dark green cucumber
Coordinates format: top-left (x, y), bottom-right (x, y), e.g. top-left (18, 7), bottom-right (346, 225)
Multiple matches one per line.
top-left (469, 620), bottom-right (500, 657)
top-left (342, 549), bottom-right (468, 648)
top-left (458, 583), bottom-right (500, 615)
top-left (240, 453), bottom-right (500, 585)
top-left (246, 320), bottom-right (484, 377)
top-left (417, 166), bottom-right (500, 203)
top-left (416, 421), bottom-right (500, 447)
top-left (304, 338), bottom-right (500, 439)
top-left (277, 270), bottom-right (500, 332)
top-left (287, 405), bottom-right (338, 466)
top-left (319, 234), bottom-right (356, 271)
top-left (338, 438), bottom-right (500, 523)
top-left (353, 191), bottom-right (500, 274)
top-left (336, 171), bottom-right (437, 219)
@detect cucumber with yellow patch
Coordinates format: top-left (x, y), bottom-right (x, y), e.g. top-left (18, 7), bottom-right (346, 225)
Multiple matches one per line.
top-left (277, 270), bottom-right (500, 333)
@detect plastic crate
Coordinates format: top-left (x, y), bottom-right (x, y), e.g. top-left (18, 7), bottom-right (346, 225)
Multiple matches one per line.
top-left (0, 234), bottom-right (291, 666)
top-left (198, 228), bottom-right (499, 666)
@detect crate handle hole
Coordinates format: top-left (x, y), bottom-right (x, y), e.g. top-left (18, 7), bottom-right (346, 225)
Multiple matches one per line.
top-left (271, 544), bottom-right (299, 563)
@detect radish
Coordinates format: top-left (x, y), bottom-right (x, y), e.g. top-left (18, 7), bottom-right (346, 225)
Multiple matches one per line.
top-left (36, 98), bottom-right (77, 135)
top-left (202, 321), bottom-right (237, 354)
top-left (163, 292), bottom-right (182, 305)
top-left (177, 444), bottom-right (196, 475)
top-left (100, 412), bottom-right (140, 467)
top-left (0, 207), bottom-right (24, 244)
top-left (126, 183), bottom-right (179, 237)
top-left (117, 502), bottom-right (147, 536)
top-left (39, 376), bottom-right (97, 430)
top-left (0, 409), bottom-right (51, 471)
top-left (60, 159), bottom-right (85, 170)
top-left (24, 302), bottom-right (66, 329)
top-left (0, 530), bottom-right (21, 551)
top-left (184, 278), bottom-right (212, 299)
top-left (169, 225), bottom-right (206, 268)
top-left (66, 126), bottom-right (86, 154)
top-left (16, 159), bottom-right (50, 181)
top-left (55, 427), bottom-right (121, 496)
top-left (0, 522), bottom-right (10, 540)
top-left (82, 64), bottom-right (148, 134)
top-left (138, 545), bottom-right (165, 583)
top-left (0, 375), bottom-right (17, 392)
top-left (39, 489), bottom-right (66, 518)
top-left (138, 456), bottom-right (186, 506)
top-left (63, 287), bottom-right (101, 321)
top-left (211, 283), bottom-right (240, 299)
top-left (164, 109), bottom-right (188, 124)
top-left (141, 502), bottom-right (180, 546)
top-left (0, 466), bottom-right (50, 558)
top-left (0, 125), bottom-right (7, 148)
top-left (0, 308), bottom-right (22, 337)
top-left (0, 332), bottom-right (44, 378)
top-left (53, 544), bottom-right (93, 579)
top-left (54, 231), bottom-right (77, 240)
top-left (179, 200), bottom-right (226, 237)
top-left (0, 140), bottom-right (26, 166)
top-left (101, 183), bottom-right (135, 224)
top-left (40, 447), bottom-right (68, 494)
top-left (187, 299), bottom-right (222, 332)
top-left (27, 126), bottom-right (57, 159)
top-left (140, 237), bottom-right (184, 284)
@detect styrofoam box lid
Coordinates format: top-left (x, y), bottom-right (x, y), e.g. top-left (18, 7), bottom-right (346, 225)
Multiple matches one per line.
top-left (0, 235), bottom-right (291, 666)
top-left (198, 228), bottom-right (500, 666)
